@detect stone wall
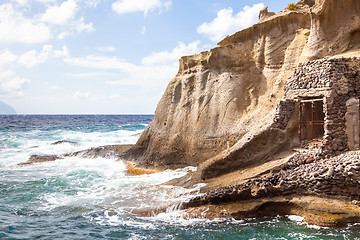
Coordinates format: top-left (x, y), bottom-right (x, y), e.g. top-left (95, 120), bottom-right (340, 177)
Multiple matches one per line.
top-left (184, 150), bottom-right (360, 209)
top-left (284, 57), bottom-right (360, 157)
top-left (272, 99), bottom-right (296, 130)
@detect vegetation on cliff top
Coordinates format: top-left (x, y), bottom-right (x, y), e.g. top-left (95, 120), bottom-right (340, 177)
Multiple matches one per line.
top-left (287, 3), bottom-right (297, 10)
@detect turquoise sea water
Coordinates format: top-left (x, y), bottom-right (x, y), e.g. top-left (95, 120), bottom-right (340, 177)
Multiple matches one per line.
top-left (1, 115), bottom-right (360, 239)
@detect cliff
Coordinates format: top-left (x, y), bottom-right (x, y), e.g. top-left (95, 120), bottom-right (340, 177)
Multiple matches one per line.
top-left (125, 0), bottom-right (360, 179)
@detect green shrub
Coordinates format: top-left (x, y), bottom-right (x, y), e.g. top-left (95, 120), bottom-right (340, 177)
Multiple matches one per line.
top-left (287, 3), bottom-right (297, 10)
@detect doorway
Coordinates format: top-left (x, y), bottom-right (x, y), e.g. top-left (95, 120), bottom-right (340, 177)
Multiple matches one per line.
top-left (299, 98), bottom-right (325, 141)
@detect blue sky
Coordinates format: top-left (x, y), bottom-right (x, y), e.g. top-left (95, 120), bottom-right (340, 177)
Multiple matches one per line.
top-left (0, 0), bottom-right (294, 114)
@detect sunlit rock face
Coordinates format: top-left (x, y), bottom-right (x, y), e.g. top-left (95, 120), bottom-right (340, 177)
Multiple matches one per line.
top-left (127, 0), bottom-right (360, 172)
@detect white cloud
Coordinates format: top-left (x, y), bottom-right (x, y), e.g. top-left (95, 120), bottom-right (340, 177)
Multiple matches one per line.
top-left (64, 55), bottom-right (136, 70)
top-left (57, 17), bottom-right (94, 39)
top-left (43, 81), bottom-right (60, 90)
top-left (36, 0), bottom-right (56, 3)
top-left (0, 45), bottom-right (69, 98)
top-left (140, 26), bottom-right (146, 35)
top-left (0, 70), bottom-right (30, 98)
top-left (54, 46), bottom-right (70, 58)
top-left (75, 17), bottom-right (94, 32)
top-left (19, 45), bottom-right (53, 68)
top-left (110, 93), bottom-right (121, 99)
top-left (11, 0), bottom-right (28, 6)
top-left (65, 72), bottom-right (109, 78)
top-left (0, 50), bottom-right (18, 66)
top-left (0, 1), bottom-right (94, 44)
top-left (64, 53), bottom-right (177, 89)
top-left (0, 3), bottom-right (51, 43)
top-left (64, 41), bottom-right (204, 89)
top-left (104, 63), bottom-right (177, 88)
top-left (41, 0), bottom-right (78, 25)
top-left (112, 0), bottom-right (171, 16)
top-left (19, 45), bottom-right (69, 68)
top-left (98, 46), bottom-right (117, 52)
top-left (142, 41), bottom-right (202, 65)
top-left (197, 3), bottom-right (265, 42)
top-left (73, 90), bottom-right (91, 98)
top-left (83, 0), bottom-right (102, 7)
top-left (57, 32), bottom-right (70, 40)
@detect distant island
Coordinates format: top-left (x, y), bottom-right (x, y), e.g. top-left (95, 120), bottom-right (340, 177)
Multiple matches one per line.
top-left (0, 101), bottom-right (16, 114)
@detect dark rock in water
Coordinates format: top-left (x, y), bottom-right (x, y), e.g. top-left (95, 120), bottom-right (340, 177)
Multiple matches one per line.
top-left (70, 145), bottom-right (120, 159)
top-left (51, 140), bottom-right (79, 146)
top-left (18, 154), bottom-right (62, 165)
top-left (17, 144), bottom-right (134, 166)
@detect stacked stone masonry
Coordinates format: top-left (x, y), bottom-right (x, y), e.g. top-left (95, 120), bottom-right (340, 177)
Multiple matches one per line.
top-left (184, 150), bottom-right (360, 208)
top-left (284, 57), bottom-right (360, 157)
top-left (272, 99), bottom-right (296, 130)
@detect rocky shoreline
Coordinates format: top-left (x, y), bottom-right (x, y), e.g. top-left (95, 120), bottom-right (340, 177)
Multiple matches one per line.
top-left (180, 150), bottom-right (360, 226)
top-left (19, 143), bottom-right (360, 226)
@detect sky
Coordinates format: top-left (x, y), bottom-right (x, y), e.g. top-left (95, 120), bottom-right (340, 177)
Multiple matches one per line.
top-left (0, 0), bottom-right (295, 114)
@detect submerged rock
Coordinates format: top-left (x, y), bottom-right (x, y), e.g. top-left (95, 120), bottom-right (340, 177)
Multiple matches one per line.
top-left (51, 140), bottom-right (79, 146)
top-left (17, 144), bottom-right (134, 166)
top-left (18, 155), bottom-right (62, 165)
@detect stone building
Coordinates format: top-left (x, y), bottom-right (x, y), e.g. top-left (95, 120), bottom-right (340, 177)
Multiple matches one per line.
top-left (282, 57), bottom-right (360, 157)
top-left (199, 57), bottom-right (360, 179)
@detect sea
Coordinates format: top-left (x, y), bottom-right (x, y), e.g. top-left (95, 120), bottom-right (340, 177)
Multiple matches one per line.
top-left (0, 115), bottom-right (360, 239)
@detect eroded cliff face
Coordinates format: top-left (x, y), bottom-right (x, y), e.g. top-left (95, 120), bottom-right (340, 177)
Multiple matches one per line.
top-left (126, 0), bottom-right (360, 170)
top-left (301, 0), bottom-right (360, 60)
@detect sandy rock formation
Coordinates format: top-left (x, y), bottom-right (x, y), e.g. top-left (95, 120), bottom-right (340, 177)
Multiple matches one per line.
top-left (126, 0), bottom-right (360, 178)
top-left (301, 0), bottom-right (360, 60)
top-left (258, 7), bottom-right (275, 23)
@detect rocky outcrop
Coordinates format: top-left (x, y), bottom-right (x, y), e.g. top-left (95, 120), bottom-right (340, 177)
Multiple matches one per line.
top-left (187, 151), bottom-right (360, 207)
top-left (198, 100), bottom-right (298, 179)
top-left (51, 140), bottom-right (79, 146)
top-left (126, 0), bottom-right (360, 178)
top-left (18, 154), bottom-right (62, 166)
top-left (301, 0), bottom-right (360, 60)
top-left (183, 195), bottom-right (360, 227)
top-left (258, 7), bottom-right (275, 23)
top-left (18, 144), bottom-right (133, 166)
top-left (182, 150), bottom-right (360, 227)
